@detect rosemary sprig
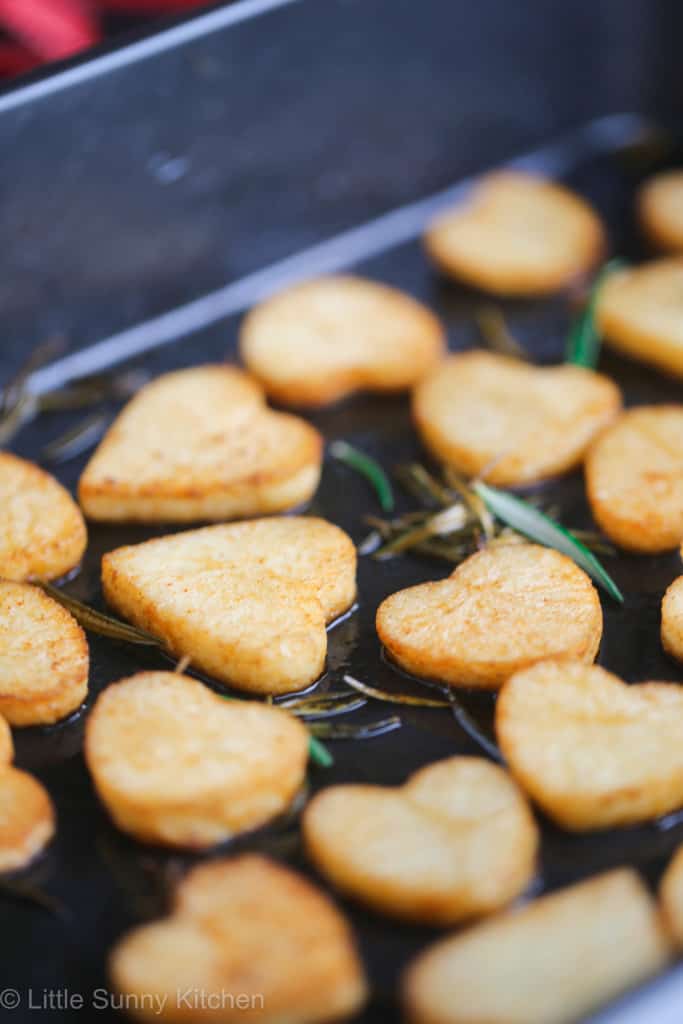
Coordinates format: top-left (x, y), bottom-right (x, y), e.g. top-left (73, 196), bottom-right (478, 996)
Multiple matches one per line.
top-left (308, 735), bottom-right (334, 767)
top-left (373, 504), bottom-right (469, 559)
top-left (282, 694), bottom-right (368, 719)
top-left (32, 580), bottom-right (164, 646)
top-left (309, 716), bottom-right (402, 740)
top-left (565, 260), bottom-right (624, 369)
top-left (472, 481), bottom-right (623, 602)
top-left (343, 674), bottom-right (450, 708)
top-left (41, 413), bottom-right (109, 464)
top-left (475, 307), bottom-right (529, 361)
top-left (329, 441), bottom-right (394, 513)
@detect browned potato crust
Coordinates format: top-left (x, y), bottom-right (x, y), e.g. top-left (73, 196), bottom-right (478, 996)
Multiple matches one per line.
top-left (102, 517), bottom-right (356, 695)
top-left (662, 573), bottom-right (683, 665)
top-left (660, 844), bottom-right (683, 949)
top-left (497, 659), bottom-right (683, 830)
top-left (0, 452), bottom-right (86, 581)
top-left (403, 869), bottom-right (671, 1024)
top-left (303, 756), bottom-right (538, 925)
top-left (78, 365), bottom-right (322, 522)
top-left (0, 581), bottom-right (88, 725)
top-left (596, 260), bottom-right (683, 379)
top-left (586, 405), bottom-right (683, 552)
top-left (376, 544), bottom-right (601, 691)
top-left (424, 171), bottom-right (605, 296)
top-left (109, 854), bottom-right (368, 1023)
top-left (413, 351), bottom-right (621, 486)
top-left (85, 672), bottom-right (309, 849)
top-left (638, 171), bottom-right (683, 253)
top-left (240, 275), bottom-right (446, 406)
top-left (0, 714), bottom-right (13, 765)
top-left (0, 767), bottom-right (55, 872)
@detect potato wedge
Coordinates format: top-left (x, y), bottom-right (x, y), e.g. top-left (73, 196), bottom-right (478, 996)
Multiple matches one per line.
top-left (0, 581), bottom-right (88, 726)
top-left (0, 767), bottom-right (55, 872)
top-left (109, 854), bottom-right (368, 1023)
top-left (85, 672), bottom-right (308, 849)
top-left (586, 405), bottom-right (683, 552)
top-left (240, 275), bottom-right (445, 407)
top-left (413, 351), bottom-right (621, 486)
top-left (376, 544), bottom-right (601, 691)
top-left (662, 574), bottom-right (683, 664)
top-left (660, 844), bottom-right (683, 949)
top-left (303, 756), bottom-right (538, 925)
top-left (596, 259), bottom-right (683, 379)
top-left (0, 452), bottom-right (86, 581)
top-left (423, 171), bottom-right (605, 296)
top-left (403, 868), bottom-right (671, 1024)
top-left (497, 659), bottom-right (683, 830)
top-left (78, 365), bottom-right (322, 522)
top-left (638, 171), bottom-right (683, 253)
top-left (102, 517), bottom-right (356, 695)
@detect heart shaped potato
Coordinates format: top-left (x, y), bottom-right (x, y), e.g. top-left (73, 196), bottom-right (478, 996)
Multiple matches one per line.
top-left (78, 365), bottom-right (322, 522)
top-left (597, 259), bottom-right (683, 378)
top-left (85, 672), bottom-right (309, 848)
top-left (423, 171), bottom-right (605, 296)
top-left (0, 581), bottom-right (88, 726)
top-left (0, 452), bottom-right (86, 581)
top-left (403, 868), bottom-right (670, 1024)
top-left (376, 544), bottom-right (601, 691)
top-left (102, 516), bottom-right (356, 694)
top-left (638, 172), bottom-right (683, 253)
top-left (586, 405), bottom-right (683, 552)
top-left (662, 574), bottom-right (683, 664)
top-left (660, 844), bottom-right (683, 949)
top-left (497, 659), bottom-right (683, 830)
top-left (303, 756), bottom-right (538, 925)
top-left (413, 352), bottom-right (621, 486)
top-left (0, 767), bottom-right (55, 872)
top-left (109, 854), bottom-right (368, 1024)
top-left (240, 275), bottom-right (445, 407)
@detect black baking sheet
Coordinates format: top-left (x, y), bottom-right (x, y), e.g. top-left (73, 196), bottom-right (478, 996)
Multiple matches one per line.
top-left (3, 115), bottom-right (683, 1024)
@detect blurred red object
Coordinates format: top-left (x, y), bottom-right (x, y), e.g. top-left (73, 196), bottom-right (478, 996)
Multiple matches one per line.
top-left (0, 0), bottom-right (210, 75)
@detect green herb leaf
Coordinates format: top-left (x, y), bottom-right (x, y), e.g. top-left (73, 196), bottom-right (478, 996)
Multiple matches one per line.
top-left (308, 734), bottom-right (334, 767)
top-left (565, 260), bottom-right (625, 368)
top-left (472, 481), bottom-right (624, 603)
top-left (329, 441), bottom-right (394, 513)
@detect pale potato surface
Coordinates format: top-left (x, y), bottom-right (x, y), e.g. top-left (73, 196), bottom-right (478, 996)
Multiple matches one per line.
top-left (376, 544), bottom-right (601, 691)
top-left (0, 767), bottom-right (55, 872)
top-left (413, 351), bottom-right (620, 486)
top-left (110, 854), bottom-right (368, 1023)
top-left (662, 575), bottom-right (683, 664)
top-left (424, 171), bottom-right (605, 296)
top-left (597, 260), bottom-right (683, 378)
top-left (497, 659), bottom-right (683, 830)
top-left (0, 582), bottom-right (88, 726)
top-left (303, 756), bottom-right (538, 925)
top-left (102, 517), bottom-right (356, 694)
top-left (660, 844), bottom-right (683, 949)
top-left (85, 673), bottom-right (308, 848)
top-left (0, 714), bottom-right (12, 765)
top-left (0, 452), bottom-right (86, 581)
top-left (586, 405), bottom-right (683, 552)
top-left (240, 275), bottom-right (445, 406)
top-left (78, 365), bottom-right (322, 522)
top-left (638, 171), bottom-right (683, 253)
top-left (403, 869), bottom-right (671, 1024)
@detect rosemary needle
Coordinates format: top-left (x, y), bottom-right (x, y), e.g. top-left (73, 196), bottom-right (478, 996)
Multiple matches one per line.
top-left (329, 441), bottom-right (395, 513)
top-left (343, 674), bottom-right (450, 708)
top-left (32, 580), bottom-right (164, 646)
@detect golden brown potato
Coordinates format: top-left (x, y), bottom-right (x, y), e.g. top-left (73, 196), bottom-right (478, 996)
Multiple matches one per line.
top-left (239, 275), bottom-right (446, 407)
top-left (497, 659), bottom-right (683, 830)
top-left (596, 259), bottom-right (683, 378)
top-left (403, 868), bottom-right (671, 1024)
top-left (0, 714), bottom-right (13, 765)
top-left (0, 581), bottom-right (88, 726)
top-left (303, 756), bottom-right (538, 925)
top-left (102, 517), bottom-right (356, 695)
top-left (423, 171), bottom-right (605, 296)
top-left (638, 171), bottom-right (683, 253)
top-left (0, 452), bottom-right (86, 581)
top-left (109, 854), bottom-right (368, 1023)
top-left (78, 365), bottom-right (322, 522)
top-left (85, 672), bottom-right (308, 849)
top-left (660, 844), bottom-right (683, 949)
top-left (376, 544), bottom-right (601, 691)
top-left (413, 351), bottom-right (621, 486)
top-left (586, 405), bottom-right (683, 552)
top-left (0, 767), bottom-right (55, 872)
top-left (662, 574), bottom-right (683, 665)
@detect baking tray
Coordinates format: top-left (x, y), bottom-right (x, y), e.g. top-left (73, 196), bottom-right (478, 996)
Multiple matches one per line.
top-left (0, 110), bottom-right (682, 1024)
